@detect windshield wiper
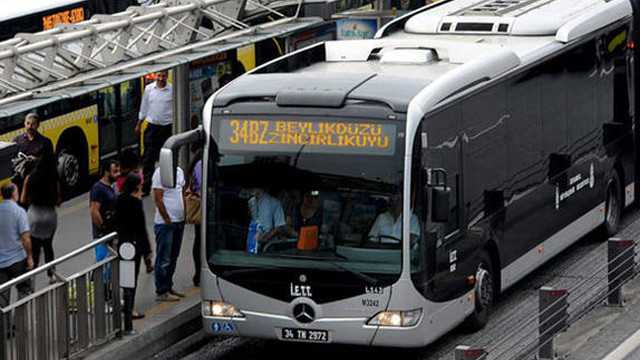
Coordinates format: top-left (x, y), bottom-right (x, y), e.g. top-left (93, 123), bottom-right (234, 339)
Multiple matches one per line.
top-left (221, 264), bottom-right (282, 277)
top-left (272, 254), bottom-right (379, 286)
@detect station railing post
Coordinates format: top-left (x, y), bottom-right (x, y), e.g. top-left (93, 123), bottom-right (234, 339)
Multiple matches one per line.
top-left (539, 286), bottom-right (568, 360)
top-left (608, 238), bottom-right (635, 306)
top-left (454, 345), bottom-right (487, 360)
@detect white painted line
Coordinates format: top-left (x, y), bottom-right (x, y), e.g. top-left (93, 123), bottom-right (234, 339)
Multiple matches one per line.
top-left (603, 327), bottom-right (640, 360)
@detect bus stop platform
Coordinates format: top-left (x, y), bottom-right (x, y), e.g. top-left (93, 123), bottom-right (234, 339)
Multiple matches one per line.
top-left (79, 287), bottom-right (201, 360)
top-left (51, 190), bottom-right (203, 359)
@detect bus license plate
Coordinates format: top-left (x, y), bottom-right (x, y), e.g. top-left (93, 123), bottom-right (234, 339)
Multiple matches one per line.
top-left (282, 328), bottom-right (328, 342)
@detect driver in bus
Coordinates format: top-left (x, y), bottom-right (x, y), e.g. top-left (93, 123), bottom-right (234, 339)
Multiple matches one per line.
top-left (368, 193), bottom-right (420, 244)
top-left (247, 187), bottom-right (286, 251)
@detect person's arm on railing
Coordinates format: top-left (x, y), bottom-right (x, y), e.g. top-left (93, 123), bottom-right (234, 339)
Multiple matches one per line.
top-left (20, 232), bottom-right (34, 270)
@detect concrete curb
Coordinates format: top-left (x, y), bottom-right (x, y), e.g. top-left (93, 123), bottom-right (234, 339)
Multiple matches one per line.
top-left (76, 290), bottom-right (202, 360)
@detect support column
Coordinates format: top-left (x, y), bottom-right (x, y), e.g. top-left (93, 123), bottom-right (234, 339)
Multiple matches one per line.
top-left (173, 63), bottom-right (191, 171)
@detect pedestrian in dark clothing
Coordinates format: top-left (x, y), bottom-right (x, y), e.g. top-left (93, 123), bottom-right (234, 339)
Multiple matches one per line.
top-left (187, 150), bottom-right (203, 286)
top-left (20, 152), bottom-right (61, 284)
top-left (90, 160), bottom-right (120, 262)
top-left (136, 70), bottom-right (173, 196)
top-left (13, 113), bottom-right (54, 161)
top-left (116, 173), bottom-right (152, 327)
top-left (0, 183), bottom-right (33, 308)
top-left (12, 113), bottom-right (54, 194)
top-left (116, 149), bottom-right (153, 273)
top-left (116, 149), bottom-right (144, 194)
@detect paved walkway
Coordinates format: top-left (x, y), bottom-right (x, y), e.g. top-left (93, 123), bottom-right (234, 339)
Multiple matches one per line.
top-left (50, 190), bottom-right (202, 359)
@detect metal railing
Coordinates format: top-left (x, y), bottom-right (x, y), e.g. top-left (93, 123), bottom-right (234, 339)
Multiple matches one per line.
top-left (0, 233), bottom-right (121, 360)
top-left (456, 237), bottom-right (638, 360)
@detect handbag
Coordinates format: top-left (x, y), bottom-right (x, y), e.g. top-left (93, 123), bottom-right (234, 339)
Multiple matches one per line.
top-left (185, 177), bottom-right (201, 225)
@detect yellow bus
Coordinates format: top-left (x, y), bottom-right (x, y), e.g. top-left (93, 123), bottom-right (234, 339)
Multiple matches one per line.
top-left (0, 77), bottom-right (145, 193)
top-left (0, 141), bottom-right (17, 203)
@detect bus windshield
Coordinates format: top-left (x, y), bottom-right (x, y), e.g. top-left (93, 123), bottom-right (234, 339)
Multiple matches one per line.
top-left (207, 116), bottom-right (407, 292)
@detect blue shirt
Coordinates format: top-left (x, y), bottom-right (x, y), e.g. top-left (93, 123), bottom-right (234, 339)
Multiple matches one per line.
top-left (248, 193), bottom-right (286, 235)
top-left (0, 200), bottom-right (29, 268)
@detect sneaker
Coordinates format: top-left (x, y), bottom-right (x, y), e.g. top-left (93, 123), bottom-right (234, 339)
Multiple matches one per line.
top-left (123, 329), bottom-right (139, 336)
top-left (169, 289), bottom-right (186, 298)
top-left (155, 293), bottom-right (180, 302)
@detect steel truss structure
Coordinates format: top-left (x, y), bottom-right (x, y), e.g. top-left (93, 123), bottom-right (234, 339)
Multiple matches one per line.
top-left (0, 0), bottom-right (307, 102)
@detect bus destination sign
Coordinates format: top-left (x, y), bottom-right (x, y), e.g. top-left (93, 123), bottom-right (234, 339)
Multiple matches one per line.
top-left (218, 119), bottom-right (396, 155)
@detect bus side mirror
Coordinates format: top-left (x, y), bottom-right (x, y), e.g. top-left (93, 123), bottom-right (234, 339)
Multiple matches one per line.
top-left (431, 187), bottom-right (450, 223)
top-left (159, 126), bottom-right (204, 188)
top-left (159, 148), bottom-right (176, 188)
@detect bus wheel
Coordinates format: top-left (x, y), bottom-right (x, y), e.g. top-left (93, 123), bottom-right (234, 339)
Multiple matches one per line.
top-left (57, 149), bottom-right (80, 189)
top-left (465, 251), bottom-right (494, 331)
top-left (604, 171), bottom-right (622, 236)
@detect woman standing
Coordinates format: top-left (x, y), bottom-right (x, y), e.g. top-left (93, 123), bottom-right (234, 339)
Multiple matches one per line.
top-left (20, 152), bottom-right (61, 284)
top-left (115, 173), bottom-right (152, 333)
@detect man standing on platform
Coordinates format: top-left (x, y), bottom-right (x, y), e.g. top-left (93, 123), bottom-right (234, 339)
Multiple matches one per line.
top-left (90, 159), bottom-right (120, 262)
top-left (0, 183), bottom-right (33, 307)
top-left (136, 70), bottom-right (173, 196)
top-left (13, 113), bottom-right (54, 161)
top-left (152, 166), bottom-right (185, 301)
top-left (12, 113), bottom-right (55, 193)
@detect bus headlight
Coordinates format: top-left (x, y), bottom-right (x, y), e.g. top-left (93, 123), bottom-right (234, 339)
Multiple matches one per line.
top-left (367, 309), bottom-right (422, 327)
top-left (202, 301), bottom-right (244, 318)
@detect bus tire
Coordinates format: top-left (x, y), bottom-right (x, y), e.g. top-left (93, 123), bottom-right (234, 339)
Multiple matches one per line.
top-left (604, 171), bottom-right (622, 237)
top-left (465, 251), bottom-right (494, 331)
top-left (57, 148), bottom-right (82, 191)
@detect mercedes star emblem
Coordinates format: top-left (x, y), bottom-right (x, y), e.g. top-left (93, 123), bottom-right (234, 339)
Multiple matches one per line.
top-left (293, 303), bottom-right (315, 324)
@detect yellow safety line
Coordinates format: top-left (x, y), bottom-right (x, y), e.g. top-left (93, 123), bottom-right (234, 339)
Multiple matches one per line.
top-left (58, 201), bottom-right (88, 217)
top-left (135, 287), bottom-right (200, 323)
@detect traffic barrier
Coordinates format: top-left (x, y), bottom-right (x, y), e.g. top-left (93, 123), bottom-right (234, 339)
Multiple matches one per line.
top-left (454, 345), bottom-right (487, 359)
top-left (0, 233), bottom-right (120, 360)
top-left (607, 238), bottom-right (635, 305)
top-left (538, 287), bottom-right (569, 360)
top-left (462, 236), bottom-right (637, 360)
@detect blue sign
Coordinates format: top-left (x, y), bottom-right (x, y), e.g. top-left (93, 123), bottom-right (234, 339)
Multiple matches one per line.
top-left (223, 322), bottom-right (235, 333)
top-left (211, 322), bottom-right (223, 333)
top-left (336, 18), bottom-right (378, 40)
top-left (211, 321), bottom-right (235, 334)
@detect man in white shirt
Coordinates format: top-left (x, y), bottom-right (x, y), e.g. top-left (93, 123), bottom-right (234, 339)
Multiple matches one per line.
top-left (137, 70), bottom-right (173, 196)
top-left (152, 166), bottom-right (185, 301)
top-left (368, 194), bottom-right (420, 244)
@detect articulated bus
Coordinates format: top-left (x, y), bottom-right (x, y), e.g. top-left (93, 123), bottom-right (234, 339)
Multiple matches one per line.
top-left (160, 0), bottom-right (640, 347)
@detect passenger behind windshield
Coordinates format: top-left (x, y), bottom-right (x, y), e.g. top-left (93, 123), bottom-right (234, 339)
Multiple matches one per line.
top-left (367, 194), bottom-right (420, 245)
top-left (287, 190), bottom-right (329, 251)
top-left (246, 187), bottom-right (286, 253)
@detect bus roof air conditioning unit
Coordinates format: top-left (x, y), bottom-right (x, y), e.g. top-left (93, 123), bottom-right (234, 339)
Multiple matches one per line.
top-left (379, 49), bottom-right (438, 65)
top-left (404, 0), bottom-right (607, 36)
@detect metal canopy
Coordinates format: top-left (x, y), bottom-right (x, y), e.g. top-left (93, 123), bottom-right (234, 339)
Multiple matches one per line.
top-left (0, 0), bottom-right (314, 104)
top-left (0, 16), bottom-right (322, 115)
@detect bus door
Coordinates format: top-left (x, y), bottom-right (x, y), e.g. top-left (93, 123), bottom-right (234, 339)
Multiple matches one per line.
top-left (426, 157), bottom-right (472, 301)
top-left (419, 106), bottom-right (475, 301)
